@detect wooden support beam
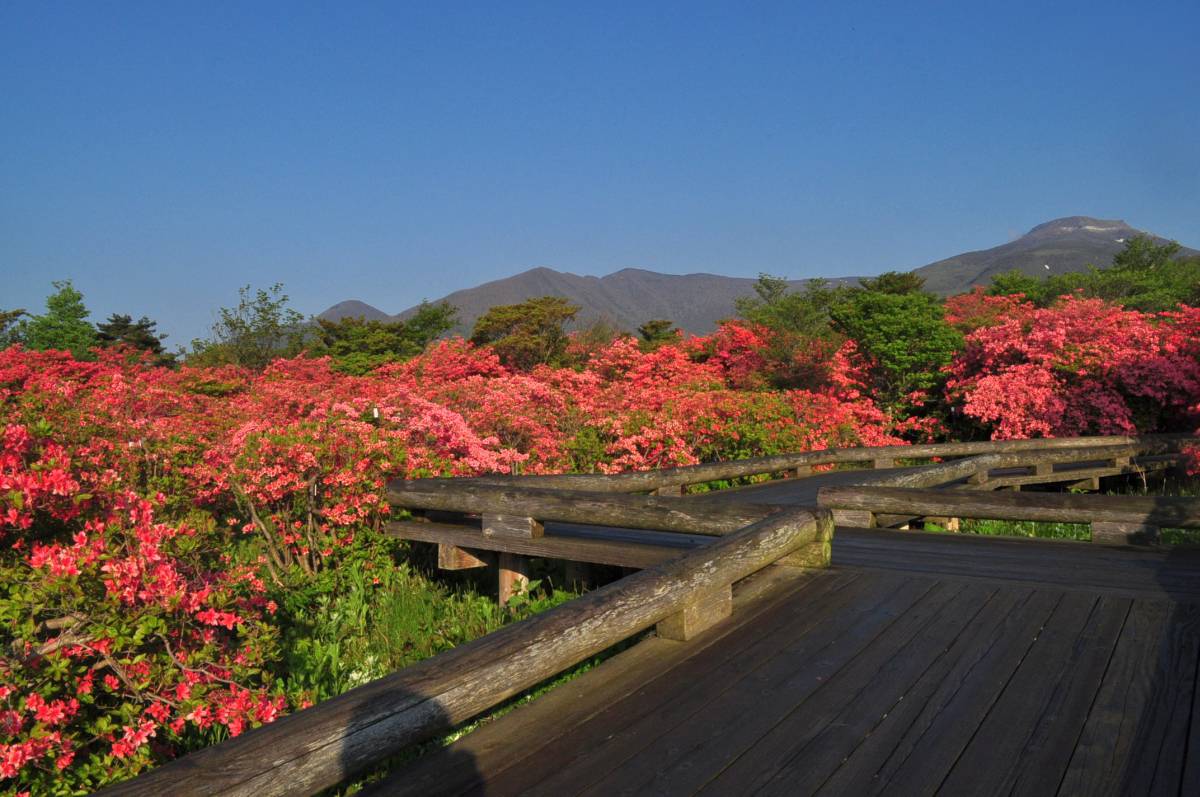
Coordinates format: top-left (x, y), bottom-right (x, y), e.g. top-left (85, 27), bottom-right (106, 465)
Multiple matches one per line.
top-left (1091, 522), bottom-right (1159, 546)
top-left (652, 484), bottom-right (683, 496)
top-left (498, 552), bottom-right (530, 604)
top-left (967, 470), bottom-right (989, 485)
top-left (777, 539), bottom-right (831, 568)
top-left (924, 516), bottom-right (961, 532)
top-left (1034, 463), bottom-right (1054, 476)
top-left (832, 509), bottom-right (875, 528)
top-left (777, 511), bottom-right (833, 568)
top-left (656, 584), bottom-right (732, 641)
top-left (788, 465), bottom-right (812, 478)
top-left (873, 457), bottom-right (896, 469)
top-left (437, 544), bottom-right (488, 570)
top-left (483, 513), bottom-right (544, 539)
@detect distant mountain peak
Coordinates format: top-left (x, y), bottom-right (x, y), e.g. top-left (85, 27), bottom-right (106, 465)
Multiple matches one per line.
top-left (317, 300), bottom-right (391, 323)
top-left (318, 215), bottom-right (1196, 334)
top-left (1023, 216), bottom-right (1133, 241)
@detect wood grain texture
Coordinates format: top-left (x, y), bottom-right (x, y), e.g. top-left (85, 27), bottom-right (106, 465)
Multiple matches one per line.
top-left (819, 485), bottom-right (1200, 528)
top-left (424, 434), bottom-right (1184, 493)
top-left (437, 544), bottom-right (488, 570)
top-left (97, 508), bottom-right (825, 797)
top-left (388, 481), bottom-right (778, 536)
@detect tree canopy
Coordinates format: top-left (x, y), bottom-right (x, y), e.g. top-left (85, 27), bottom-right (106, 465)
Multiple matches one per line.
top-left (311, 301), bottom-right (457, 374)
top-left (22, 280), bottom-right (98, 358)
top-left (188, 284), bottom-right (310, 369)
top-left (469, 296), bottom-right (579, 370)
top-left (988, 236), bottom-right (1200, 311)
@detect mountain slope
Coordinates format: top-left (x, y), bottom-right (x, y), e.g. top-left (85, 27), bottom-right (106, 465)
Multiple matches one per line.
top-left (318, 216), bottom-right (1197, 334)
top-left (913, 216), bottom-right (1197, 294)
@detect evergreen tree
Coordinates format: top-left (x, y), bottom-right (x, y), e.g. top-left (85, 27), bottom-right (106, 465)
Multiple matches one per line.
top-left (0, 309), bottom-right (27, 349)
top-left (470, 296), bottom-right (579, 370)
top-left (23, 281), bottom-right (97, 358)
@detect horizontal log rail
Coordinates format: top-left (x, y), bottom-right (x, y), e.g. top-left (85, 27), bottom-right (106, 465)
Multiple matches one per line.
top-left (864, 442), bottom-right (1180, 490)
top-left (819, 485), bottom-right (1199, 545)
top-left (429, 434), bottom-right (1190, 494)
top-left (386, 481), bottom-right (780, 536)
top-left (98, 508), bottom-right (832, 797)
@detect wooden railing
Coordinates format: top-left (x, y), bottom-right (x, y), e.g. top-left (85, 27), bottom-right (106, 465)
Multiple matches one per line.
top-left (819, 485), bottom-right (1200, 545)
top-left (422, 434), bottom-right (1189, 494)
top-left (99, 506), bottom-right (831, 797)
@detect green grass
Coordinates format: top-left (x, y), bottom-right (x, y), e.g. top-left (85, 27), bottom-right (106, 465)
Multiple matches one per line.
top-left (924, 473), bottom-right (1200, 545)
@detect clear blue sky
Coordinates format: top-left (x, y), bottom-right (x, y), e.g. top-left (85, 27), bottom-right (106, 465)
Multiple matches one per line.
top-left (3, 1), bottom-right (1198, 346)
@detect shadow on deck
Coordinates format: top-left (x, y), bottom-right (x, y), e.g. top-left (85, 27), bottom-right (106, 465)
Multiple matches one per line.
top-left (374, 539), bottom-right (1200, 796)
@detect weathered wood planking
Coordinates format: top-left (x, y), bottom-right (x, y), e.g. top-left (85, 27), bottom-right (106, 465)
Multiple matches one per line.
top-left (387, 480), bottom-right (779, 536)
top-left (429, 434), bottom-right (1186, 493)
top-left (386, 570), bottom-right (1198, 797)
top-left (97, 508), bottom-right (827, 797)
top-left (818, 485), bottom-right (1200, 528)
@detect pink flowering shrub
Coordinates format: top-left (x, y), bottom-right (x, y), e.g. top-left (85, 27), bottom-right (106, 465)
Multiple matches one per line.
top-left (946, 295), bottom-right (1200, 438)
top-left (6, 293), bottom-right (1193, 789)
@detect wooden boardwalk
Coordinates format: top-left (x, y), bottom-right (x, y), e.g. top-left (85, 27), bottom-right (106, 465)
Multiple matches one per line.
top-left (377, 544), bottom-right (1200, 796)
top-left (103, 436), bottom-right (1200, 797)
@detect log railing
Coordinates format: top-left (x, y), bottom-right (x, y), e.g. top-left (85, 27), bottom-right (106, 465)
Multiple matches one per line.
top-left (819, 485), bottom-right (1199, 545)
top-left (385, 482), bottom-right (831, 599)
top-left (424, 434), bottom-right (1189, 494)
top-left (98, 508), bottom-right (832, 797)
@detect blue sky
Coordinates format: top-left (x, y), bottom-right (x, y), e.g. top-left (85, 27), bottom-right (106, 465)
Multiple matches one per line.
top-left (3, 1), bottom-right (1198, 347)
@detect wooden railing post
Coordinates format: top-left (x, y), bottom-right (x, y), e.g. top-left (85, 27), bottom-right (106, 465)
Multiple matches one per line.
top-left (653, 484), bottom-right (684, 496)
top-left (873, 457), bottom-right (895, 469)
top-left (656, 584), bottom-right (733, 641)
top-left (832, 509), bottom-right (875, 528)
top-left (788, 465), bottom-right (812, 478)
top-left (498, 552), bottom-right (530, 604)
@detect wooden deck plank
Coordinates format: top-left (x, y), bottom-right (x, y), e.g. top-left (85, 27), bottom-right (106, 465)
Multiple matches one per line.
top-left (439, 569), bottom-right (882, 797)
top-left (366, 567), bottom-right (835, 797)
top-left (499, 573), bottom-right (931, 797)
top-left (1119, 601), bottom-right (1200, 796)
top-left (856, 590), bottom-right (1064, 795)
top-left (591, 579), bottom-right (969, 797)
top-left (1185, 627), bottom-right (1200, 795)
top-left (1000, 597), bottom-right (1132, 797)
top-left (809, 586), bottom-right (1038, 796)
top-left (699, 581), bottom-right (996, 796)
top-left (1058, 600), bottom-right (1173, 795)
top-left (934, 592), bottom-right (1115, 796)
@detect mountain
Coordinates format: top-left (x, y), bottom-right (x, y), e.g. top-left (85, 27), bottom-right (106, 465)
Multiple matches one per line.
top-left (319, 300), bottom-right (393, 323)
top-left (318, 216), bottom-right (1196, 334)
top-left (912, 216), bottom-right (1198, 294)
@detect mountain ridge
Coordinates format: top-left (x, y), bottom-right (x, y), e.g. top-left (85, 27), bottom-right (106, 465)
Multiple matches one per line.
top-left (320, 216), bottom-right (1197, 334)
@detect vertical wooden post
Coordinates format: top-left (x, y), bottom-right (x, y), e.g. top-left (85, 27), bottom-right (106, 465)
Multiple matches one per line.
top-left (832, 509), bottom-right (874, 528)
top-left (1034, 463), bottom-right (1054, 476)
top-left (968, 470), bottom-right (990, 485)
top-left (656, 584), bottom-right (733, 641)
top-left (653, 484), bottom-right (684, 496)
top-left (788, 465), bottom-right (813, 479)
top-left (873, 457), bottom-right (896, 469)
top-left (498, 552), bottom-right (529, 605)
